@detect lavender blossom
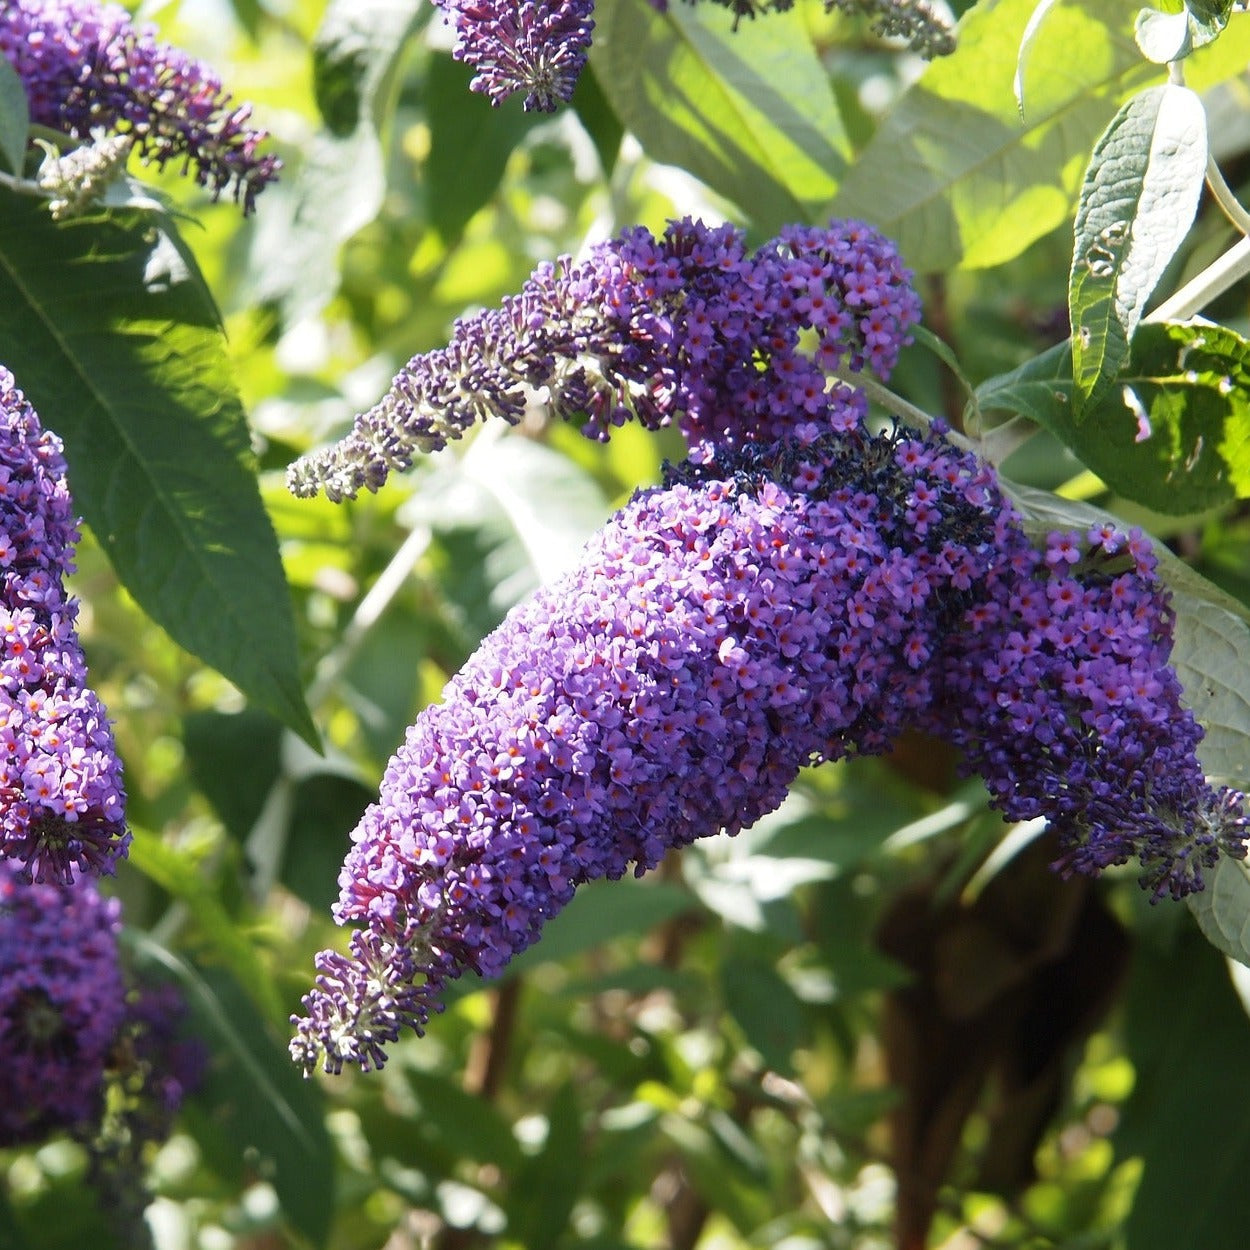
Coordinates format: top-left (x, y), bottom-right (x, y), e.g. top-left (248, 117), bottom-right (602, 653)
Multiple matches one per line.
top-left (286, 217), bottom-right (921, 501)
top-left (0, 367), bottom-right (130, 883)
top-left (292, 424), bottom-right (1016, 1074)
top-left (436, 0), bottom-right (596, 111)
top-left (0, 0), bottom-right (280, 212)
top-left (923, 517), bottom-right (1249, 900)
top-left (0, 858), bottom-right (126, 1145)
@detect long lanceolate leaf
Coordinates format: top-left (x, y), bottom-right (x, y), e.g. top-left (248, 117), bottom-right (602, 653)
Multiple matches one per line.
top-left (0, 192), bottom-right (316, 743)
top-left (591, 0), bottom-right (849, 232)
top-left (1068, 84), bottom-right (1207, 415)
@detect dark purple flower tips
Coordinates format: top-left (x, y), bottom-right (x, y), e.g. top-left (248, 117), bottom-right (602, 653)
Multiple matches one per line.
top-left (0, 367), bottom-right (130, 883)
top-left (287, 217), bottom-right (920, 502)
top-left (0, 858), bottom-right (126, 1145)
top-left (924, 518), bottom-right (1249, 901)
top-left (291, 425), bottom-right (1016, 1075)
top-left (0, 0), bottom-right (280, 212)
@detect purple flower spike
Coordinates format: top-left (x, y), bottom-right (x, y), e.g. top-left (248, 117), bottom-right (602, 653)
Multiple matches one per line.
top-left (0, 368), bottom-right (130, 883)
top-left (925, 514), bottom-right (1250, 901)
top-left (287, 217), bottom-right (920, 501)
top-left (438, 0), bottom-right (596, 112)
top-left (292, 424), bottom-right (1017, 1074)
top-left (0, 859), bottom-right (126, 1145)
top-left (0, 0), bottom-right (280, 212)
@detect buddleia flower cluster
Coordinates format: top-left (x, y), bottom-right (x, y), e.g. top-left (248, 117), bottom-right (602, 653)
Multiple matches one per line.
top-left (924, 521), bottom-right (1248, 901)
top-left (286, 217), bottom-right (922, 501)
top-left (0, 368), bottom-right (129, 884)
top-left (0, 859), bottom-right (203, 1239)
top-left (0, 0), bottom-right (280, 213)
top-left (289, 215), bottom-right (1248, 1075)
top-left (433, 0), bottom-right (955, 113)
top-left (291, 425), bottom-right (1020, 1075)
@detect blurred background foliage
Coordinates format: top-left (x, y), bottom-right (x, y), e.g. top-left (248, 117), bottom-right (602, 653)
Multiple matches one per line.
top-left (6, 0), bottom-right (1250, 1247)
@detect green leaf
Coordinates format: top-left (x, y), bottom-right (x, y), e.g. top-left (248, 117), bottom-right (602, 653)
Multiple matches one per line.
top-left (123, 933), bottom-right (334, 1248)
top-left (1014, 0), bottom-right (1063, 114)
top-left (833, 0), bottom-right (1250, 272)
top-left (1187, 856), bottom-right (1250, 967)
top-left (976, 323), bottom-right (1250, 513)
top-left (248, 0), bottom-right (424, 322)
top-left (426, 52), bottom-right (540, 241)
top-left (0, 55), bottom-right (29, 174)
top-left (720, 953), bottom-right (804, 1073)
top-left (1135, 7), bottom-right (1193, 63)
top-left (1183, 0), bottom-right (1234, 49)
top-left (590, 0), bottom-right (848, 231)
top-left (183, 708), bottom-right (284, 841)
top-left (1170, 584), bottom-right (1250, 787)
top-left (0, 193), bottom-right (315, 742)
top-left (402, 1070), bottom-right (524, 1172)
top-left (572, 60), bottom-right (625, 178)
top-left (1069, 85), bottom-right (1207, 413)
top-left (127, 827), bottom-right (285, 1024)
top-left (1116, 934), bottom-right (1250, 1249)
top-left (505, 1083), bottom-right (584, 1247)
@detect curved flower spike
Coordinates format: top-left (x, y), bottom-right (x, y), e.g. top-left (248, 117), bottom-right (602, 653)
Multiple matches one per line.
top-left (292, 424), bottom-right (1018, 1074)
top-left (287, 217), bottom-right (921, 502)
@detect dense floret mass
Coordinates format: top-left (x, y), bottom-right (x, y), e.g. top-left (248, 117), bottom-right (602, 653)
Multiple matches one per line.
top-left (0, 369), bottom-right (129, 883)
top-left (291, 425), bottom-right (1017, 1075)
top-left (435, 0), bottom-right (596, 111)
top-left (0, 859), bottom-right (126, 1145)
top-left (0, 0), bottom-right (279, 211)
top-left (286, 217), bottom-right (921, 501)
top-left (925, 522), bottom-right (1249, 900)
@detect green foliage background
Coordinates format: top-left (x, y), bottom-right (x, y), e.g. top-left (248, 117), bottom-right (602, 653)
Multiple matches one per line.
top-left (5, 0), bottom-right (1250, 1247)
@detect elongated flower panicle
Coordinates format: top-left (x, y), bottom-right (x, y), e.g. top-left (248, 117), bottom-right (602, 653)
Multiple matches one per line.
top-left (436, 0), bottom-right (596, 111)
top-left (0, 0), bottom-right (280, 212)
top-left (287, 217), bottom-right (920, 501)
top-left (0, 368), bottom-right (129, 883)
top-left (291, 425), bottom-right (1017, 1075)
top-left (926, 520), bottom-right (1249, 900)
top-left (0, 859), bottom-right (126, 1145)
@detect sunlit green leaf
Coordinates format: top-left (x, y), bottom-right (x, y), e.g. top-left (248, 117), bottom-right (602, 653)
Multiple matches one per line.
top-left (833, 0), bottom-right (1250, 272)
top-left (591, 0), bottom-right (848, 231)
top-left (248, 0), bottom-right (425, 322)
top-left (1069, 85), bottom-right (1207, 413)
top-left (0, 192), bottom-right (315, 742)
top-left (127, 827), bottom-right (285, 1024)
top-left (977, 323), bottom-right (1250, 513)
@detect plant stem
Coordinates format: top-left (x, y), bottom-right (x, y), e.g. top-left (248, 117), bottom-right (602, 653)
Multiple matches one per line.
top-left (1146, 234), bottom-right (1250, 323)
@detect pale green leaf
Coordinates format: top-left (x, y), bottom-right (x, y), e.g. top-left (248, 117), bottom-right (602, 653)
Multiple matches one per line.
top-left (248, 0), bottom-right (424, 323)
top-left (590, 0), bottom-right (848, 231)
top-left (1135, 7), bottom-right (1193, 63)
top-left (1069, 85), bottom-right (1207, 413)
top-left (1014, 0), bottom-right (1064, 115)
top-left (832, 0), bottom-right (1250, 272)
top-left (0, 55), bottom-right (28, 175)
top-left (1188, 856), bottom-right (1250, 967)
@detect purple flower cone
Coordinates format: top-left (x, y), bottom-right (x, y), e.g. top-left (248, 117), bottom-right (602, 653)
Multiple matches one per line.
top-left (0, 367), bottom-right (129, 883)
top-left (292, 424), bottom-right (1018, 1074)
